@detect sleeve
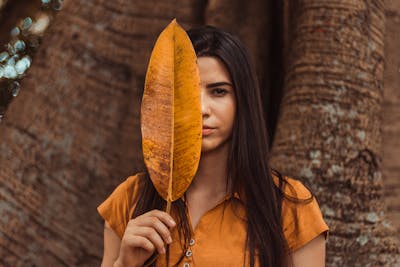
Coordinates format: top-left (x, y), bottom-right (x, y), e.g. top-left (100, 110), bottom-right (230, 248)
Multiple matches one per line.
top-left (97, 174), bottom-right (141, 239)
top-left (281, 177), bottom-right (329, 252)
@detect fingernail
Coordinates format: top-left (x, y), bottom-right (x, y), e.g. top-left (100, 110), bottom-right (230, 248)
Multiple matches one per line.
top-left (170, 219), bottom-right (176, 226)
top-left (161, 247), bottom-right (166, 254)
top-left (167, 236), bottom-right (172, 243)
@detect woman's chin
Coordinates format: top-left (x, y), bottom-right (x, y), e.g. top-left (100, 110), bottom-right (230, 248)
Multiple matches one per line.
top-left (201, 145), bottom-right (214, 153)
top-left (201, 141), bottom-right (217, 153)
top-left (201, 138), bottom-right (230, 154)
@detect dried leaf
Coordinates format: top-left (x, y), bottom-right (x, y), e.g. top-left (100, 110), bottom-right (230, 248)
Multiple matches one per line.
top-left (141, 19), bottom-right (202, 205)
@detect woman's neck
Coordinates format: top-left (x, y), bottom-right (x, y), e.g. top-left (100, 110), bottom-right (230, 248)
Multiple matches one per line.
top-left (187, 141), bottom-right (231, 197)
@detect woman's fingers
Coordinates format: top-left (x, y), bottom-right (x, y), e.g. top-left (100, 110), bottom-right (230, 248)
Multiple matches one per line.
top-left (147, 210), bottom-right (177, 228)
top-left (129, 235), bottom-right (155, 253)
top-left (122, 210), bottom-right (177, 258)
top-left (134, 226), bottom-right (166, 254)
top-left (116, 210), bottom-right (177, 267)
top-left (136, 215), bottom-right (174, 245)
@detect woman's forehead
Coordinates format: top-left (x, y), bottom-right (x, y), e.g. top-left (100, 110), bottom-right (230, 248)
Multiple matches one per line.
top-left (197, 56), bottom-right (232, 85)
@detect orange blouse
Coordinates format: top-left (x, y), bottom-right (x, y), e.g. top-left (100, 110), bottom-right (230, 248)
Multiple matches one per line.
top-left (98, 172), bottom-right (329, 267)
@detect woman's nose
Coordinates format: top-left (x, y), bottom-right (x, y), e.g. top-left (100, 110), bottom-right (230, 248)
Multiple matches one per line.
top-left (201, 91), bottom-right (211, 116)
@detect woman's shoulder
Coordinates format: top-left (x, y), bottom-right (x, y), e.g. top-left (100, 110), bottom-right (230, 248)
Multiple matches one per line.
top-left (121, 171), bottom-right (146, 191)
top-left (97, 171), bottom-right (146, 238)
top-left (272, 172), bottom-right (329, 251)
top-left (103, 171), bottom-right (145, 201)
top-left (272, 173), bottom-right (313, 200)
top-left (274, 176), bottom-right (313, 199)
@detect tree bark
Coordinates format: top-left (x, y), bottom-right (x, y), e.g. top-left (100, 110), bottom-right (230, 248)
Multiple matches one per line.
top-left (0, 0), bottom-right (205, 266)
top-left (382, 0), bottom-right (400, 235)
top-left (270, 0), bottom-right (400, 265)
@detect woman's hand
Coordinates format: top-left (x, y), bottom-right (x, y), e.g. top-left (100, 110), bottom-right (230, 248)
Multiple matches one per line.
top-left (114, 210), bottom-right (176, 267)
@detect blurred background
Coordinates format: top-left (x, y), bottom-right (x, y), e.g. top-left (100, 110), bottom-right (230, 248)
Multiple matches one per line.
top-left (0, 0), bottom-right (399, 266)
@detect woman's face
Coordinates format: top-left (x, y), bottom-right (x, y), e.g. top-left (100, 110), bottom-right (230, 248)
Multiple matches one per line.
top-left (197, 56), bottom-right (236, 153)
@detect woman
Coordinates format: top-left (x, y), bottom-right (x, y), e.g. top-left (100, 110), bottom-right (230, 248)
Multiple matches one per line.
top-left (98, 25), bottom-right (329, 267)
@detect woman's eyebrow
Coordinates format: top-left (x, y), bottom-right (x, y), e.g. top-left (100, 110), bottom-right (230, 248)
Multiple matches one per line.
top-left (206, 82), bottom-right (233, 88)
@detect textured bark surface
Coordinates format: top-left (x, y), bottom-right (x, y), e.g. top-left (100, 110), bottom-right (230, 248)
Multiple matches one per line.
top-left (0, 0), bottom-right (205, 266)
top-left (382, 0), bottom-right (400, 235)
top-left (270, 0), bottom-right (400, 266)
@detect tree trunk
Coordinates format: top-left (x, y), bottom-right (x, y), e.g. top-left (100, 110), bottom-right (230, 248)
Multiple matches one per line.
top-left (270, 0), bottom-right (400, 266)
top-left (382, 0), bottom-right (400, 235)
top-left (0, 1), bottom-right (205, 266)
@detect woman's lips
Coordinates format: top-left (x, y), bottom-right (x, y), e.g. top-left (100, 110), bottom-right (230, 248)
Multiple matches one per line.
top-left (202, 127), bottom-right (214, 136)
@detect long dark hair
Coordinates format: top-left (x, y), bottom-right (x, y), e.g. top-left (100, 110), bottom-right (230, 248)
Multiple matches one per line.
top-left (133, 25), bottom-right (300, 267)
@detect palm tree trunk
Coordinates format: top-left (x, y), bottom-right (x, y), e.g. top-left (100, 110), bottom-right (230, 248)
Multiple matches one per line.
top-left (270, 0), bottom-right (400, 265)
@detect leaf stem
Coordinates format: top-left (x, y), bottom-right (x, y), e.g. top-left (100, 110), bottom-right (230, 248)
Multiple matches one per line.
top-left (166, 199), bottom-right (171, 214)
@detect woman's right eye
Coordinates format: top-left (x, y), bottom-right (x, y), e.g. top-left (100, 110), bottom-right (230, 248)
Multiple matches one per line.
top-left (211, 88), bottom-right (228, 96)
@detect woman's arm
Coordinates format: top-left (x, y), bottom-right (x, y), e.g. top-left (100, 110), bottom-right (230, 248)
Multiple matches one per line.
top-left (292, 233), bottom-right (326, 267)
top-left (101, 222), bottom-right (122, 267)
